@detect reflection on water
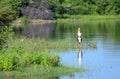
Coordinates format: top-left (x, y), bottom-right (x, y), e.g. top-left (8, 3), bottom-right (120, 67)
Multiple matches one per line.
top-left (14, 20), bottom-right (120, 79)
top-left (78, 50), bottom-right (82, 66)
top-left (13, 23), bottom-right (56, 39)
top-left (59, 49), bottom-right (83, 68)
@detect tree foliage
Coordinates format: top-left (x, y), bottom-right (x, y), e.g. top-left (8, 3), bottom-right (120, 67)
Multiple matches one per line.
top-left (0, 0), bottom-right (120, 21)
top-left (0, 6), bottom-right (16, 25)
top-left (0, 0), bottom-right (24, 25)
top-left (47, 0), bottom-right (120, 17)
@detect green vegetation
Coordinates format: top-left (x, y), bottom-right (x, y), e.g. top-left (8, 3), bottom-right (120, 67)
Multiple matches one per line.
top-left (0, 0), bottom-right (119, 78)
top-left (48, 0), bottom-right (120, 18)
top-left (0, 34), bottom-right (80, 70)
top-left (0, 31), bottom-right (96, 70)
top-left (56, 15), bottom-right (120, 22)
top-left (0, 45), bottom-right (59, 70)
top-left (0, 65), bottom-right (84, 79)
top-left (16, 17), bottom-right (30, 23)
top-left (0, 0), bottom-right (32, 25)
top-left (0, 6), bottom-right (16, 25)
top-left (0, 26), bottom-right (14, 50)
top-left (65, 15), bottom-right (120, 19)
top-left (0, 31), bottom-right (86, 78)
top-left (0, 0), bottom-right (120, 24)
top-left (0, 0), bottom-right (22, 25)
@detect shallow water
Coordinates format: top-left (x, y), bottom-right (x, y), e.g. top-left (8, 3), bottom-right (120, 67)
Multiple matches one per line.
top-left (59, 40), bottom-right (120, 79)
top-left (15, 19), bottom-right (120, 79)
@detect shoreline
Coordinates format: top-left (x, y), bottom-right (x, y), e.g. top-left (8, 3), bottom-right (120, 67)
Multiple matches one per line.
top-left (11, 19), bottom-right (56, 26)
top-left (11, 15), bottom-right (120, 25)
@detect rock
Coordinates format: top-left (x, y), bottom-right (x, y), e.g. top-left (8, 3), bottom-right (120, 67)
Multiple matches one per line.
top-left (19, 0), bottom-right (54, 20)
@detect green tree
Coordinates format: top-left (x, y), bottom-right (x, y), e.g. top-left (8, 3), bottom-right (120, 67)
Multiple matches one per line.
top-left (0, 6), bottom-right (16, 25)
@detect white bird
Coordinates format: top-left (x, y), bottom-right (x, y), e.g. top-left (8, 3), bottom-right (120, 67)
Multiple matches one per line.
top-left (77, 27), bottom-right (82, 44)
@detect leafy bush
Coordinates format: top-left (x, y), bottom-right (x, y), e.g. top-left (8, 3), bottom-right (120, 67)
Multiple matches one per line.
top-left (49, 54), bottom-right (60, 66)
top-left (0, 26), bottom-right (14, 50)
top-left (0, 0), bottom-right (30, 24)
top-left (0, 54), bottom-right (13, 70)
top-left (0, 46), bottom-right (60, 70)
top-left (0, 0), bottom-right (24, 10)
top-left (0, 6), bottom-right (16, 25)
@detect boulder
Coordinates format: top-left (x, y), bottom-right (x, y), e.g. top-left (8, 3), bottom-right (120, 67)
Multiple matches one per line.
top-left (19, 0), bottom-right (54, 20)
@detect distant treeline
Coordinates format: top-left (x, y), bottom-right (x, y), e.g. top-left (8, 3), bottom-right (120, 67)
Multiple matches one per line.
top-left (0, 0), bottom-right (23, 25)
top-left (0, 0), bottom-right (120, 24)
top-left (48, 0), bottom-right (120, 17)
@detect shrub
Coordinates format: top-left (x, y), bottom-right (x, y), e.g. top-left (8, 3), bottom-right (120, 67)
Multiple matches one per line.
top-left (0, 54), bottom-right (14, 70)
top-left (0, 6), bottom-right (16, 24)
top-left (0, 26), bottom-right (14, 50)
top-left (49, 54), bottom-right (60, 66)
top-left (30, 52), bottom-right (60, 67)
top-left (0, 49), bottom-right (60, 70)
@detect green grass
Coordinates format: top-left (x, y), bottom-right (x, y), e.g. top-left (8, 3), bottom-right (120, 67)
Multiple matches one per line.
top-left (0, 65), bottom-right (84, 79)
top-left (0, 37), bottom-right (96, 70)
top-left (11, 15), bottom-right (120, 25)
top-left (6, 37), bottom-right (96, 52)
top-left (0, 36), bottom-right (95, 79)
top-left (0, 47), bottom-right (60, 70)
top-left (57, 15), bottom-right (120, 23)
top-left (6, 37), bottom-right (84, 52)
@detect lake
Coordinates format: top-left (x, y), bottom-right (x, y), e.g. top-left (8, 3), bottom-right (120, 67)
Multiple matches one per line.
top-left (15, 19), bottom-right (120, 79)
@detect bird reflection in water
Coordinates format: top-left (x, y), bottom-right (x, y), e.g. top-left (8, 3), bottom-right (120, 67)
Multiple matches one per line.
top-left (78, 50), bottom-right (83, 66)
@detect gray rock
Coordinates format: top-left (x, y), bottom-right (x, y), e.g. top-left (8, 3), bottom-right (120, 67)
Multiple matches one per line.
top-left (19, 0), bottom-right (54, 20)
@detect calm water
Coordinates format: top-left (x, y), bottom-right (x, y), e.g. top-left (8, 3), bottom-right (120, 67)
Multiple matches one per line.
top-left (15, 20), bottom-right (120, 79)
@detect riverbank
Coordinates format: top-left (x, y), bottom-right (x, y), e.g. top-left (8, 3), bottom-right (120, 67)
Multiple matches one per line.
top-left (0, 65), bottom-right (84, 79)
top-left (0, 37), bottom-right (85, 78)
top-left (57, 15), bottom-right (120, 23)
top-left (0, 18), bottom-right (98, 78)
top-left (0, 36), bottom-right (96, 70)
top-left (11, 15), bottom-right (120, 25)
top-left (11, 19), bottom-right (56, 26)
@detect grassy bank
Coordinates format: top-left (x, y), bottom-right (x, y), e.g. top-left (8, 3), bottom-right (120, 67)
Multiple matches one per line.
top-left (0, 23), bottom-right (96, 78)
top-left (0, 37), bottom-right (96, 70)
top-left (0, 65), bottom-right (84, 79)
top-left (11, 15), bottom-right (120, 25)
top-left (57, 15), bottom-right (120, 23)
top-left (59, 14), bottom-right (120, 19)
top-left (11, 19), bottom-right (56, 25)
top-left (0, 37), bottom-right (87, 78)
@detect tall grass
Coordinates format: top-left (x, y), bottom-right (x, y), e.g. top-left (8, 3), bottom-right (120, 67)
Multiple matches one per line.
top-left (0, 38), bottom-right (61, 70)
top-left (0, 37), bottom-right (86, 78)
top-left (0, 37), bottom-right (96, 70)
top-left (0, 50), bottom-right (59, 70)
top-left (0, 34), bottom-right (97, 79)
top-left (6, 38), bottom-right (84, 52)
